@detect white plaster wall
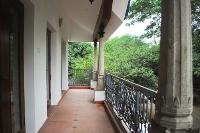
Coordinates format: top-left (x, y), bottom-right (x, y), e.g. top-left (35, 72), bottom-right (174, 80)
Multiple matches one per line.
top-left (23, 0), bottom-right (63, 132)
top-left (24, 2), bottom-right (35, 133)
top-left (66, 42), bottom-right (69, 90)
top-left (50, 31), bottom-right (62, 105)
top-left (22, 0), bottom-right (129, 132)
top-left (46, 0), bottom-right (62, 106)
top-left (33, 0), bottom-right (48, 131)
top-left (61, 41), bottom-right (69, 91)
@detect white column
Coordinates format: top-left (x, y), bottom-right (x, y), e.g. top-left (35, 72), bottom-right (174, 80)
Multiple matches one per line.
top-left (94, 40), bottom-right (105, 102)
top-left (61, 41), bottom-right (69, 91)
top-left (91, 42), bottom-right (98, 89)
top-left (93, 42), bottom-right (98, 81)
top-left (155, 0), bottom-right (193, 132)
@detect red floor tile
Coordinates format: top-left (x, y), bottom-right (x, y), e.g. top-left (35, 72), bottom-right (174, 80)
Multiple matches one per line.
top-left (39, 89), bottom-right (115, 133)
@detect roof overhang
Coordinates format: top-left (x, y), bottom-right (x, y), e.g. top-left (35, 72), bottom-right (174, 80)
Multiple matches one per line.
top-left (58, 0), bottom-right (129, 42)
top-left (93, 0), bottom-right (113, 42)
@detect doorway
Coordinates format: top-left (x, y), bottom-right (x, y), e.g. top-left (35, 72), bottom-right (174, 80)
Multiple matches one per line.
top-left (0, 0), bottom-right (25, 133)
top-left (46, 29), bottom-right (51, 110)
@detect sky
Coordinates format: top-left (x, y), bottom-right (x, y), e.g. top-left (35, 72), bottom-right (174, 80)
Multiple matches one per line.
top-left (111, 20), bottom-right (147, 37)
top-left (110, 20), bottom-right (160, 44)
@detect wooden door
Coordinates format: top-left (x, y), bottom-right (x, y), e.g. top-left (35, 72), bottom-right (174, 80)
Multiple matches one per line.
top-left (0, 0), bottom-right (25, 132)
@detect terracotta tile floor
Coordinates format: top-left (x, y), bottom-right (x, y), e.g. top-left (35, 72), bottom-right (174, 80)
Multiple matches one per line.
top-left (39, 89), bottom-right (115, 133)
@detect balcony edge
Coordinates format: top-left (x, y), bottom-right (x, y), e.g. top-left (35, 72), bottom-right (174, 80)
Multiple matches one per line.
top-left (104, 101), bottom-right (126, 133)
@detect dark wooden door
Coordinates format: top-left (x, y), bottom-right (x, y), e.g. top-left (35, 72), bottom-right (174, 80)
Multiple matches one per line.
top-left (0, 0), bottom-right (25, 133)
top-left (47, 29), bottom-right (51, 109)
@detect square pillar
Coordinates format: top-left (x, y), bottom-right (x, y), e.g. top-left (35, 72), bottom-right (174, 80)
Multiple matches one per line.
top-left (61, 41), bottom-right (69, 91)
top-left (91, 41), bottom-right (98, 89)
top-left (154, 0), bottom-right (193, 132)
top-left (94, 39), bottom-right (105, 102)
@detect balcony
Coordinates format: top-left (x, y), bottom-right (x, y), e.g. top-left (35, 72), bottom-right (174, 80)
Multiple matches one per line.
top-left (104, 74), bottom-right (200, 132)
top-left (39, 70), bottom-right (200, 133)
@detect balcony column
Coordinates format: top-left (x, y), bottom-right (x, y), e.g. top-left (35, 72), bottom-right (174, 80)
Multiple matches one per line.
top-left (94, 39), bottom-right (105, 102)
top-left (154, 0), bottom-right (193, 132)
top-left (90, 41), bottom-right (98, 89)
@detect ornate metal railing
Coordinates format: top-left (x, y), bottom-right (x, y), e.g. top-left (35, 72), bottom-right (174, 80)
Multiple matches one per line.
top-left (105, 74), bottom-right (157, 133)
top-left (68, 69), bottom-right (92, 86)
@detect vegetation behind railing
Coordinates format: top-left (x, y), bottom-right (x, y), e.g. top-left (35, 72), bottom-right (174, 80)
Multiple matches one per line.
top-left (68, 69), bottom-right (92, 86)
top-left (105, 73), bottom-right (157, 133)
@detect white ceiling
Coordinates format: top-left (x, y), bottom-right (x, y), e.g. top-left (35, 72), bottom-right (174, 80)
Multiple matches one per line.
top-left (59, 0), bottom-right (102, 42)
top-left (58, 0), bottom-right (129, 42)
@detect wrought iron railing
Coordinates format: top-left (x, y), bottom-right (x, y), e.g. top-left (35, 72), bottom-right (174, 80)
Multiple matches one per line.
top-left (105, 73), bottom-right (157, 133)
top-left (68, 69), bottom-right (92, 86)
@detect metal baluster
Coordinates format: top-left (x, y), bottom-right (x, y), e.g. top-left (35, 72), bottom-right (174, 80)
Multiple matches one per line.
top-left (139, 91), bottom-right (143, 133)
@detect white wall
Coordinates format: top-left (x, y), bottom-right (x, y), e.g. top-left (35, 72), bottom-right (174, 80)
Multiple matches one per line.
top-left (50, 31), bottom-right (62, 105)
top-left (61, 41), bottom-right (69, 91)
top-left (22, 0), bottom-right (129, 132)
top-left (24, 2), bottom-right (35, 133)
top-left (23, 0), bottom-right (63, 132)
top-left (33, 1), bottom-right (48, 131)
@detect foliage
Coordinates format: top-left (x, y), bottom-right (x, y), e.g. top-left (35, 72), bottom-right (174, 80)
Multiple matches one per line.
top-left (127, 0), bottom-right (161, 38)
top-left (127, 0), bottom-right (200, 38)
top-left (68, 42), bottom-right (93, 70)
top-left (127, 0), bottom-right (200, 87)
top-left (105, 35), bottom-right (159, 89)
top-left (68, 35), bottom-right (159, 89)
top-left (68, 0), bottom-right (200, 89)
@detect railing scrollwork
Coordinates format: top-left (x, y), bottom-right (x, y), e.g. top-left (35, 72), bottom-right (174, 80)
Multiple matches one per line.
top-left (105, 74), bottom-right (157, 133)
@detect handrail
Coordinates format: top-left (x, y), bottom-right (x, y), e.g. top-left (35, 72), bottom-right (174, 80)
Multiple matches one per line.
top-left (105, 73), bottom-right (157, 133)
top-left (107, 73), bottom-right (157, 95)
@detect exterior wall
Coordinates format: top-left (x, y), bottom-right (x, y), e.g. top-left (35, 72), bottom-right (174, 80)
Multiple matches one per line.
top-left (21, 0), bottom-right (129, 132)
top-left (24, 2), bottom-right (35, 133)
top-left (61, 41), bottom-right (69, 91)
top-left (33, 1), bottom-right (48, 131)
top-left (66, 42), bottom-right (69, 90)
top-left (50, 31), bottom-right (62, 105)
top-left (23, 0), bottom-right (64, 132)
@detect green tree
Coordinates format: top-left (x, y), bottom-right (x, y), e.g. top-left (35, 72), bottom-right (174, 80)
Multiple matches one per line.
top-left (127, 0), bottom-right (200, 88)
top-left (127, 0), bottom-right (200, 39)
top-left (105, 35), bottom-right (159, 89)
top-left (68, 35), bottom-right (160, 89)
top-left (127, 0), bottom-right (161, 38)
top-left (68, 42), bottom-right (93, 70)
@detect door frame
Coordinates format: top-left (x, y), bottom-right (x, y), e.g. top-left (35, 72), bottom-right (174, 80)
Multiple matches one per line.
top-left (47, 29), bottom-right (51, 108)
